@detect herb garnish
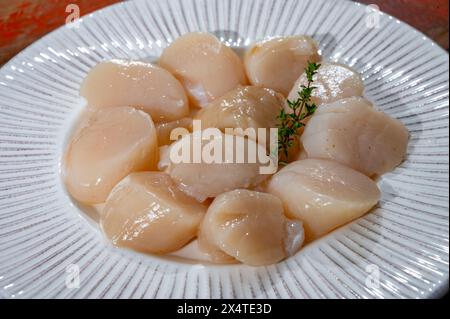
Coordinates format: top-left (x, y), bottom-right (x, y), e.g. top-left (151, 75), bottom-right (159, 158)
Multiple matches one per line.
top-left (277, 61), bottom-right (321, 163)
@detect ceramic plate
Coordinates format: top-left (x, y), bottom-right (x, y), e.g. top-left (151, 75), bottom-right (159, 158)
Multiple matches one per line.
top-left (0, 0), bottom-right (448, 299)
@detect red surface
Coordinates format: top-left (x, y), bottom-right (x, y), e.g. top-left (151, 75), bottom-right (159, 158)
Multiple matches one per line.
top-left (0, 0), bottom-right (120, 65)
top-left (356, 0), bottom-right (449, 50)
top-left (0, 0), bottom-right (448, 66)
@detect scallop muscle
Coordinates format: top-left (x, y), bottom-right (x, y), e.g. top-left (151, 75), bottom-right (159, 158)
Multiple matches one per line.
top-left (244, 36), bottom-right (320, 96)
top-left (288, 62), bottom-right (364, 106)
top-left (161, 132), bottom-right (271, 202)
top-left (195, 86), bottom-right (284, 136)
top-left (101, 172), bottom-right (206, 254)
top-left (267, 159), bottom-right (380, 241)
top-left (80, 59), bottom-right (189, 122)
top-left (301, 97), bottom-right (409, 176)
top-left (159, 32), bottom-right (248, 108)
top-left (198, 189), bottom-right (304, 266)
top-left (64, 107), bottom-right (158, 204)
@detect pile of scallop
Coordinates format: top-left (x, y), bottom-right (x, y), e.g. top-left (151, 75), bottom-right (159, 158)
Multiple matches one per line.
top-left (64, 32), bottom-right (409, 266)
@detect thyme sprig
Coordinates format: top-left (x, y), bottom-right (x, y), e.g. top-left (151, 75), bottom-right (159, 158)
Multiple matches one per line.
top-left (277, 61), bottom-right (321, 162)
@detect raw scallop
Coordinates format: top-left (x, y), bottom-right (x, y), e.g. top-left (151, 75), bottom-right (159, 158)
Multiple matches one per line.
top-left (159, 32), bottom-right (248, 108)
top-left (80, 59), bottom-right (189, 122)
top-left (161, 132), bottom-right (273, 202)
top-left (288, 62), bottom-right (364, 106)
top-left (197, 224), bottom-right (238, 264)
top-left (194, 86), bottom-right (284, 143)
top-left (64, 107), bottom-right (158, 204)
top-left (198, 189), bottom-right (304, 266)
top-left (267, 159), bottom-right (380, 241)
top-left (244, 36), bottom-right (320, 96)
top-left (301, 97), bottom-right (409, 176)
top-left (101, 172), bottom-right (206, 254)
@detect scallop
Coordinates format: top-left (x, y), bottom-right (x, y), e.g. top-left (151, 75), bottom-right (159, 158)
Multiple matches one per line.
top-left (301, 97), bottom-right (409, 176)
top-left (159, 32), bottom-right (248, 108)
top-left (64, 107), bottom-right (158, 204)
top-left (194, 86), bottom-right (284, 141)
top-left (267, 159), bottom-right (380, 241)
top-left (288, 62), bottom-right (364, 106)
top-left (244, 36), bottom-right (320, 96)
top-left (80, 59), bottom-right (189, 122)
top-left (198, 189), bottom-right (304, 266)
top-left (197, 223), bottom-right (238, 264)
top-left (101, 172), bottom-right (206, 254)
top-left (161, 132), bottom-right (272, 202)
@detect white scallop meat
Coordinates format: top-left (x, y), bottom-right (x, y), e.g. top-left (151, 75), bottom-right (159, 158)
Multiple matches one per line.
top-left (288, 62), bottom-right (364, 106)
top-left (267, 159), bottom-right (380, 241)
top-left (159, 32), bottom-right (248, 108)
top-left (80, 59), bottom-right (189, 122)
top-left (244, 36), bottom-right (320, 96)
top-left (301, 97), bottom-right (409, 176)
top-left (64, 107), bottom-right (158, 204)
top-left (101, 172), bottom-right (206, 254)
top-left (198, 189), bottom-right (304, 266)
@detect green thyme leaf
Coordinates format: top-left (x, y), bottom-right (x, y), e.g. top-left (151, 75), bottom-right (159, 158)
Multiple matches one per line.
top-left (277, 61), bottom-right (321, 161)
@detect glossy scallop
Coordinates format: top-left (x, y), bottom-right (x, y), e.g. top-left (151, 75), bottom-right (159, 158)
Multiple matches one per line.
top-left (161, 132), bottom-right (272, 202)
top-left (64, 107), bottom-right (158, 204)
top-left (101, 172), bottom-right (206, 254)
top-left (244, 36), bottom-right (320, 96)
top-left (301, 97), bottom-right (409, 176)
top-left (267, 159), bottom-right (380, 241)
top-left (194, 86), bottom-right (284, 140)
top-left (288, 62), bottom-right (364, 106)
top-left (159, 32), bottom-right (248, 108)
top-left (80, 59), bottom-right (189, 122)
top-left (197, 224), bottom-right (238, 264)
top-left (198, 189), bottom-right (304, 266)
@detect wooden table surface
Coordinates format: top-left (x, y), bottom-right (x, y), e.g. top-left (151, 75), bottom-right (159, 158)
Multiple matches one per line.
top-left (0, 0), bottom-right (448, 66)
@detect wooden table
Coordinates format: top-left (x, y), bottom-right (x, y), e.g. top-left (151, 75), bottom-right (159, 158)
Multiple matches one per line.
top-left (0, 0), bottom-right (448, 66)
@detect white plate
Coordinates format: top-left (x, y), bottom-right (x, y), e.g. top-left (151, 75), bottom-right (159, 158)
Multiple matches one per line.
top-left (0, 0), bottom-right (448, 299)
